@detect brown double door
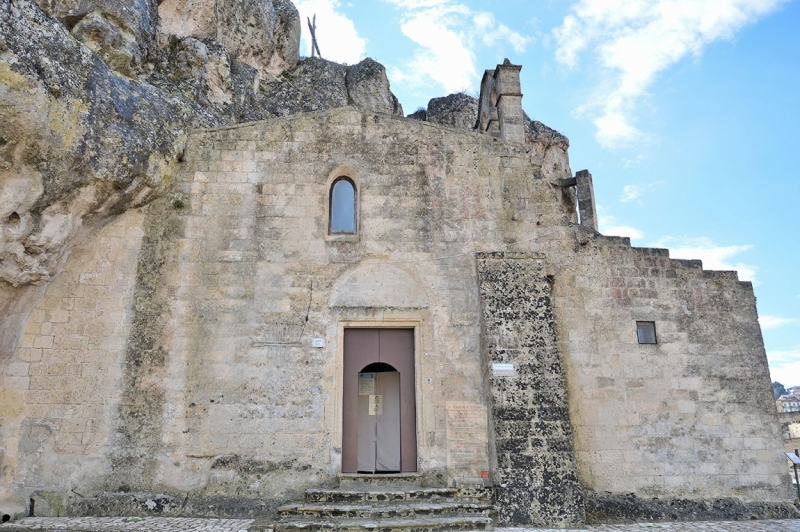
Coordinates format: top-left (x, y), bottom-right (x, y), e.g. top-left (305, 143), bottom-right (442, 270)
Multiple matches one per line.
top-left (342, 329), bottom-right (417, 473)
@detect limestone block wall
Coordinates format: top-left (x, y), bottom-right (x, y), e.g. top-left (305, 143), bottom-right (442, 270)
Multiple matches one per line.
top-left (0, 105), bottom-right (790, 519)
top-left (54, 106), bottom-right (575, 513)
top-left (0, 210), bottom-right (145, 508)
top-left (551, 232), bottom-right (791, 502)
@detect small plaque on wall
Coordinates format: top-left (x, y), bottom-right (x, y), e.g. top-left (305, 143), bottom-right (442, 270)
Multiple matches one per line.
top-left (446, 402), bottom-right (489, 477)
top-left (491, 363), bottom-right (516, 377)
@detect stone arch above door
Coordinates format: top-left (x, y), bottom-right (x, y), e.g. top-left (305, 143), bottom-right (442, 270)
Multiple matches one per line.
top-left (329, 262), bottom-right (428, 309)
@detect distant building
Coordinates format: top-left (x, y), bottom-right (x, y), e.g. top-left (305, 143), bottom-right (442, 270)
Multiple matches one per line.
top-left (777, 395), bottom-right (800, 413)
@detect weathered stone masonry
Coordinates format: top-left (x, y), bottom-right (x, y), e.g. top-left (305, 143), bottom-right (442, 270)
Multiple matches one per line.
top-left (2, 0), bottom-right (792, 524)
top-left (0, 102), bottom-right (793, 524)
top-left (478, 252), bottom-right (584, 526)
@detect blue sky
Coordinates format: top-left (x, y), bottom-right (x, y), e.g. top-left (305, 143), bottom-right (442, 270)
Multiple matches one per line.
top-left (294, 0), bottom-right (799, 386)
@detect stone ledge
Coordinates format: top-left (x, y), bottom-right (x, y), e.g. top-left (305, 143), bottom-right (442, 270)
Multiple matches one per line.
top-left (584, 491), bottom-right (800, 524)
top-left (475, 251), bottom-right (546, 261)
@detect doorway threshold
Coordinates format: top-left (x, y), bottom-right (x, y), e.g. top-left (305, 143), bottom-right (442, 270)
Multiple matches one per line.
top-left (339, 472), bottom-right (423, 489)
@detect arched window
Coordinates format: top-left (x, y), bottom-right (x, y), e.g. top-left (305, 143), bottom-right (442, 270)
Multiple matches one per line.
top-left (329, 177), bottom-right (356, 234)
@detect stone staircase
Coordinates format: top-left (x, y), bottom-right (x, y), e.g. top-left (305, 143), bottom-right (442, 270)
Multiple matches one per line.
top-left (272, 474), bottom-right (495, 532)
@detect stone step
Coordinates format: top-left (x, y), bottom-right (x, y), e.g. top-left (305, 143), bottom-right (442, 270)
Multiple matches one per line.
top-left (305, 487), bottom-right (492, 504)
top-left (278, 502), bottom-right (495, 520)
top-left (273, 515), bottom-right (493, 532)
top-left (338, 473), bottom-right (423, 489)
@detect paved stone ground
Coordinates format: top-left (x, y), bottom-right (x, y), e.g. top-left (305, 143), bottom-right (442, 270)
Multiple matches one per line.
top-left (1, 519), bottom-right (800, 531)
top-left (496, 523), bottom-right (800, 531)
top-left (0, 517), bottom-right (254, 531)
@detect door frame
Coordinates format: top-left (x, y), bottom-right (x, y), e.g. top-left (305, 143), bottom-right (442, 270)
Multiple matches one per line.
top-left (333, 320), bottom-right (422, 474)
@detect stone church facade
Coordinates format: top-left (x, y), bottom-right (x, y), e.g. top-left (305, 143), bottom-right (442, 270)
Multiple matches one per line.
top-left (0, 57), bottom-right (794, 526)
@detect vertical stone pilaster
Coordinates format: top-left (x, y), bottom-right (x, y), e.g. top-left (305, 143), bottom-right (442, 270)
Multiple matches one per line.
top-left (475, 60), bottom-right (525, 144)
top-left (108, 197), bottom-right (182, 490)
top-left (576, 169), bottom-right (598, 232)
top-left (497, 94), bottom-right (524, 145)
top-left (494, 62), bottom-right (524, 143)
top-left (477, 252), bottom-right (584, 527)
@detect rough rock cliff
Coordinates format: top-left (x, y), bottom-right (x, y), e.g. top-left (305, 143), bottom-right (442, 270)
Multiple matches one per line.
top-left (0, 0), bottom-right (402, 293)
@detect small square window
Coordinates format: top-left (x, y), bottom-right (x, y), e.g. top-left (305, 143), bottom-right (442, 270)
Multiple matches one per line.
top-left (636, 321), bottom-right (657, 344)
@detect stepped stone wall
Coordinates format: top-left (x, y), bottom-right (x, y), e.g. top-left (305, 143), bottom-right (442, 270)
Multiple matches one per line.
top-left (553, 235), bottom-right (788, 501)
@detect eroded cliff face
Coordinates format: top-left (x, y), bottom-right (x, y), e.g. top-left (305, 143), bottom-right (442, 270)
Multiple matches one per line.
top-left (158, 0), bottom-right (300, 80)
top-left (0, 0), bottom-right (403, 299)
top-left (1, 0), bottom-right (193, 290)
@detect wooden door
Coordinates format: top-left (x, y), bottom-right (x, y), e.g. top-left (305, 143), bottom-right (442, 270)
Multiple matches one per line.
top-left (356, 370), bottom-right (401, 472)
top-left (343, 329), bottom-right (416, 473)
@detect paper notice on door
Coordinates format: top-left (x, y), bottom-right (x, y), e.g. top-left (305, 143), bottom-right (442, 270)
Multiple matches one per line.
top-left (359, 373), bottom-right (375, 395)
top-left (369, 394), bottom-right (383, 416)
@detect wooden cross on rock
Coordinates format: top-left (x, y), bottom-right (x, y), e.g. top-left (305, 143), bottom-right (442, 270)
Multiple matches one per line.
top-left (307, 15), bottom-right (322, 58)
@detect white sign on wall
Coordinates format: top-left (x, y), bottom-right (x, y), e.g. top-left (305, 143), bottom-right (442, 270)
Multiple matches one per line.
top-left (491, 363), bottom-right (516, 377)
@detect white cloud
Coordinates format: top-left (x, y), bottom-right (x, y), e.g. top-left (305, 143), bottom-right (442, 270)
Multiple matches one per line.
top-left (388, 3), bottom-right (476, 92)
top-left (597, 207), bottom-right (644, 239)
top-left (383, 0), bottom-right (531, 93)
top-left (769, 346), bottom-right (800, 387)
top-left (473, 12), bottom-right (530, 53)
top-left (620, 184), bottom-right (643, 203)
top-left (553, 0), bottom-right (791, 148)
top-left (622, 154), bottom-right (646, 168)
top-left (653, 236), bottom-right (757, 282)
top-left (295, 0), bottom-right (367, 64)
top-left (760, 316), bottom-right (800, 330)
top-left (605, 224), bottom-right (644, 240)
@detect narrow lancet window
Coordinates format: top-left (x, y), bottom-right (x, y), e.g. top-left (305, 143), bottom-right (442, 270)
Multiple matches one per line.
top-left (330, 177), bottom-right (356, 234)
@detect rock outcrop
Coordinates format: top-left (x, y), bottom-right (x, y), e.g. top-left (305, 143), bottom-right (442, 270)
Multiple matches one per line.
top-left (524, 111), bottom-right (571, 181)
top-left (418, 92), bottom-right (479, 131)
top-left (0, 0), bottom-right (403, 293)
top-left (256, 57), bottom-right (404, 119)
top-left (34, 0), bottom-right (159, 77)
top-left (1, 0), bottom-right (199, 288)
top-left (158, 0), bottom-right (300, 80)
top-left (345, 58), bottom-right (403, 116)
top-left (258, 57), bottom-right (349, 118)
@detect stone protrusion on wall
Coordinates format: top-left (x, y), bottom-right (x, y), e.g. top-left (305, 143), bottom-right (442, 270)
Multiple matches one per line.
top-left (576, 169), bottom-right (598, 232)
top-left (475, 59), bottom-right (525, 144)
top-left (477, 252), bottom-right (585, 527)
